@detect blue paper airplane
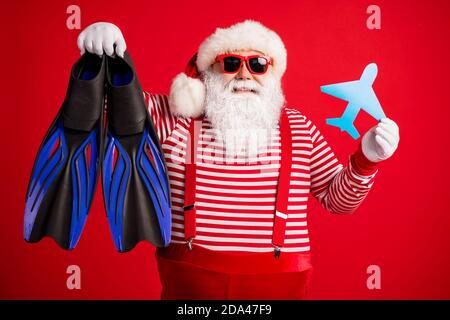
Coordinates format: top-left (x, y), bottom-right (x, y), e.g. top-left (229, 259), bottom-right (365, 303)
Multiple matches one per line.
top-left (320, 63), bottom-right (386, 139)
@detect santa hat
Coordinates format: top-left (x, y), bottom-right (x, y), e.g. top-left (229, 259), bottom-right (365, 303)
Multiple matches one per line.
top-left (169, 20), bottom-right (287, 118)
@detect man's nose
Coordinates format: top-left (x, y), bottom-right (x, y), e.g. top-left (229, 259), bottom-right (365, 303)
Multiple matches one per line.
top-left (236, 62), bottom-right (252, 80)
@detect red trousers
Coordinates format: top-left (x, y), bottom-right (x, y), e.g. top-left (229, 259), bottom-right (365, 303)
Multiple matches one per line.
top-left (156, 244), bottom-right (313, 300)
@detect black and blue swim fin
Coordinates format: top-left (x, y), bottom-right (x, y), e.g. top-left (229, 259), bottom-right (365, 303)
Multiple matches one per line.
top-left (102, 52), bottom-right (172, 252)
top-left (24, 53), bottom-right (105, 250)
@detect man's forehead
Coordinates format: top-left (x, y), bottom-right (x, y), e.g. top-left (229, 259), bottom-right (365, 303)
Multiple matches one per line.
top-left (224, 49), bottom-right (267, 56)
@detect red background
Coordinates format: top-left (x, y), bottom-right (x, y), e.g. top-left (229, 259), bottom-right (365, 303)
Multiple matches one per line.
top-left (1, 0), bottom-right (449, 299)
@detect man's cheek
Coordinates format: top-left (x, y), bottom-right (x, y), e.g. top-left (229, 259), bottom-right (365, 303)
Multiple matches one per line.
top-left (223, 76), bottom-right (235, 87)
top-left (258, 77), bottom-right (271, 88)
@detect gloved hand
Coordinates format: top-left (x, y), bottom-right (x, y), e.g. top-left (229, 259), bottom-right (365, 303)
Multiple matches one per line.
top-left (77, 22), bottom-right (126, 58)
top-left (361, 118), bottom-right (400, 162)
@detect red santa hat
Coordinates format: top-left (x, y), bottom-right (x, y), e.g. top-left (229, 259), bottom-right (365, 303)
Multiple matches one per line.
top-left (169, 20), bottom-right (287, 118)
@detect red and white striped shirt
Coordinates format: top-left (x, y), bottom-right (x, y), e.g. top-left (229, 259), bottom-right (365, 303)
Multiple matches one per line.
top-left (145, 92), bottom-right (377, 253)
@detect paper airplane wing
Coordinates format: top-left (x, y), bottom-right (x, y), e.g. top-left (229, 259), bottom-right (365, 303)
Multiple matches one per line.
top-left (320, 80), bottom-right (361, 103)
top-left (361, 88), bottom-right (386, 120)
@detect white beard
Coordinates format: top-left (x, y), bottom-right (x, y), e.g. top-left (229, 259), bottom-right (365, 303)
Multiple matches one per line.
top-left (202, 69), bottom-right (285, 158)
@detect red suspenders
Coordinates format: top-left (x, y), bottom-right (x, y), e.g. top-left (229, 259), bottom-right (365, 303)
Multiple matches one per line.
top-left (183, 109), bottom-right (292, 257)
top-left (183, 117), bottom-right (201, 250)
top-left (272, 110), bottom-right (293, 257)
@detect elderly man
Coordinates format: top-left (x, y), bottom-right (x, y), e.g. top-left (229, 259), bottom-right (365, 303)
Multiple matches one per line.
top-left (78, 20), bottom-right (399, 299)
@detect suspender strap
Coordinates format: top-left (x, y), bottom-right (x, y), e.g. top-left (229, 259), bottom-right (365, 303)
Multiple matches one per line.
top-left (183, 118), bottom-right (200, 245)
top-left (272, 109), bottom-right (292, 256)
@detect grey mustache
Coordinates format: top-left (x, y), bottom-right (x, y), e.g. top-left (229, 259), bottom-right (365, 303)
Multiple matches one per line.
top-left (229, 80), bottom-right (260, 93)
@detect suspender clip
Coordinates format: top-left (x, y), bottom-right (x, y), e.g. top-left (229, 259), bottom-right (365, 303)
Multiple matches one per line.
top-left (274, 246), bottom-right (281, 258)
top-left (187, 238), bottom-right (194, 251)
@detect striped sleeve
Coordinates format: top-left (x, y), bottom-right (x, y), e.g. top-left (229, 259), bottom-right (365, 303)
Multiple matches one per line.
top-left (308, 121), bottom-right (378, 214)
top-left (144, 91), bottom-right (178, 144)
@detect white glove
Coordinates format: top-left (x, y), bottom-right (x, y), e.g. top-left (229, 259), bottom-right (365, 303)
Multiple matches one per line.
top-left (77, 22), bottom-right (126, 58)
top-left (361, 118), bottom-right (400, 163)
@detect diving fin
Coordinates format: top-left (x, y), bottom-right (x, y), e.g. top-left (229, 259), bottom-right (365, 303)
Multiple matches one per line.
top-left (24, 53), bottom-right (105, 250)
top-left (102, 51), bottom-right (172, 252)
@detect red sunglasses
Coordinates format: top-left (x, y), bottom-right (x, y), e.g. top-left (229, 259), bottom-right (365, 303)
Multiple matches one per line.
top-left (214, 54), bottom-right (273, 75)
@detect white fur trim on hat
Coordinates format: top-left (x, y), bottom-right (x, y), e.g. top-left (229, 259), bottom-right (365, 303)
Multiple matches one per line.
top-left (169, 73), bottom-right (205, 118)
top-left (197, 20), bottom-right (287, 78)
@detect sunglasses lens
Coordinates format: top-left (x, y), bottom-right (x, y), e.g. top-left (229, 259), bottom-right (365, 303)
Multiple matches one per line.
top-left (248, 57), bottom-right (269, 74)
top-left (223, 56), bottom-right (242, 72)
